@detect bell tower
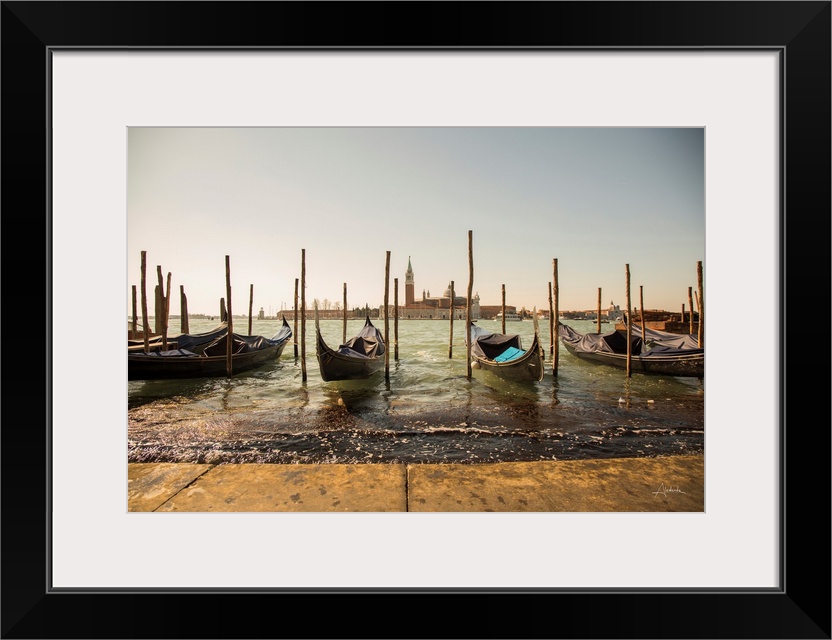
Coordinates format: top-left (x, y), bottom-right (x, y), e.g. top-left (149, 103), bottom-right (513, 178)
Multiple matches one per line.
top-left (405, 256), bottom-right (415, 307)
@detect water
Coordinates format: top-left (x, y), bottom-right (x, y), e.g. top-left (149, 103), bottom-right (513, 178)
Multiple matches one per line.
top-left (128, 318), bottom-right (704, 464)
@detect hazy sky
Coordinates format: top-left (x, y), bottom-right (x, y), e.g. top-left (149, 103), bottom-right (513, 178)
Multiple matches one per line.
top-left (127, 127), bottom-right (704, 317)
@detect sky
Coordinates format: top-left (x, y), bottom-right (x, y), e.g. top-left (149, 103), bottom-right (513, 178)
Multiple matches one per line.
top-left (127, 127), bottom-right (704, 318)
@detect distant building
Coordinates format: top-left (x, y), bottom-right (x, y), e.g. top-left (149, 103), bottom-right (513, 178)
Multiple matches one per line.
top-left (478, 305), bottom-right (516, 320)
top-left (400, 256), bottom-right (479, 319)
top-left (560, 301), bottom-right (621, 321)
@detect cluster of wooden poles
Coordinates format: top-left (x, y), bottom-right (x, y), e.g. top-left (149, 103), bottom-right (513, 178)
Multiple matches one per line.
top-left (132, 251), bottom-right (251, 376)
top-left (544, 260), bottom-right (705, 378)
top-left (620, 260), bottom-right (704, 377)
top-left (132, 234), bottom-right (704, 381)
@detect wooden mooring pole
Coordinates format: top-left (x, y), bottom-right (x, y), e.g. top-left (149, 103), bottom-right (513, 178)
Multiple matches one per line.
top-left (552, 258), bottom-right (559, 377)
top-left (597, 287), bottom-right (602, 334)
top-left (156, 266), bottom-right (169, 349)
top-left (384, 251), bottom-right (391, 380)
top-left (140, 251), bottom-right (149, 353)
top-left (131, 285), bottom-right (138, 338)
top-left (466, 230), bottom-right (473, 380)
top-left (180, 285), bottom-right (189, 333)
top-left (301, 250), bottom-right (307, 382)
top-left (225, 255), bottom-right (233, 376)
top-left (696, 261), bottom-right (704, 348)
top-left (625, 263), bottom-right (632, 378)
top-left (248, 284), bottom-right (254, 335)
top-left (501, 284), bottom-right (506, 334)
top-left (448, 280), bottom-right (455, 358)
top-left (342, 282), bottom-right (348, 345)
top-left (155, 266), bottom-right (165, 335)
top-left (294, 278), bottom-right (299, 358)
top-left (163, 271), bottom-right (171, 349)
top-left (688, 286), bottom-right (695, 335)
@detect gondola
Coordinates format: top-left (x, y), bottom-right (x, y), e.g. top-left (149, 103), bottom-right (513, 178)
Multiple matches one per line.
top-left (128, 317), bottom-right (292, 380)
top-left (467, 313), bottom-right (544, 383)
top-left (316, 314), bottom-right (386, 382)
top-left (128, 322), bottom-right (228, 354)
top-left (557, 319), bottom-right (704, 378)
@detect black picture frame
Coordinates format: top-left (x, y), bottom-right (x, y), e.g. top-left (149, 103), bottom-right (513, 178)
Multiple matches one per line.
top-left (2, 2), bottom-right (829, 638)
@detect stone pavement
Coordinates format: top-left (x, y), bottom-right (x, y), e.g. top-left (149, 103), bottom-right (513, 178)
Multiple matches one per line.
top-left (128, 455), bottom-right (704, 512)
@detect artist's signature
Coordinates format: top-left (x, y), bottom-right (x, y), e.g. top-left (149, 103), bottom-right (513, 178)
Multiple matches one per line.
top-left (653, 483), bottom-right (685, 497)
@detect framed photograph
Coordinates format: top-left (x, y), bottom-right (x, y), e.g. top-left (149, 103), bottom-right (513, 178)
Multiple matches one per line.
top-left (3, 2), bottom-right (829, 638)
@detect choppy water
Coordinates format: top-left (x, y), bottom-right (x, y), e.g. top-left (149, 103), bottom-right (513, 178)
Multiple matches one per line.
top-left (127, 318), bottom-right (704, 464)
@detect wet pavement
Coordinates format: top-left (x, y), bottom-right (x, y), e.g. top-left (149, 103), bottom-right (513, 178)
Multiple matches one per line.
top-left (128, 455), bottom-right (704, 512)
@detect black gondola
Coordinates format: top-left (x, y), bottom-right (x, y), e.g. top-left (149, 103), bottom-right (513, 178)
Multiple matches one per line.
top-left (316, 315), bottom-right (386, 382)
top-left (128, 317), bottom-right (292, 380)
top-left (557, 320), bottom-right (704, 378)
top-left (467, 313), bottom-right (545, 383)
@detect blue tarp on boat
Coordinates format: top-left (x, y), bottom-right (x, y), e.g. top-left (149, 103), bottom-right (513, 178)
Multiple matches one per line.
top-left (493, 346), bottom-right (526, 362)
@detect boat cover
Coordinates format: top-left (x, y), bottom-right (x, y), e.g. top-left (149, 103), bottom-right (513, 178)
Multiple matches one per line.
top-left (162, 323), bottom-right (229, 352)
top-left (133, 319), bottom-right (291, 355)
top-left (493, 346), bottom-right (526, 362)
top-left (142, 348), bottom-right (199, 358)
top-left (337, 317), bottom-right (385, 358)
top-left (468, 324), bottom-right (524, 361)
top-left (558, 323), bottom-right (703, 358)
top-left (629, 324), bottom-right (700, 351)
top-left (203, 333), bottom-right (277, 357)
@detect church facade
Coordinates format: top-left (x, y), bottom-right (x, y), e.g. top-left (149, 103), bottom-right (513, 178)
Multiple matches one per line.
top-left (399, 257), bottom-right (480, 319)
